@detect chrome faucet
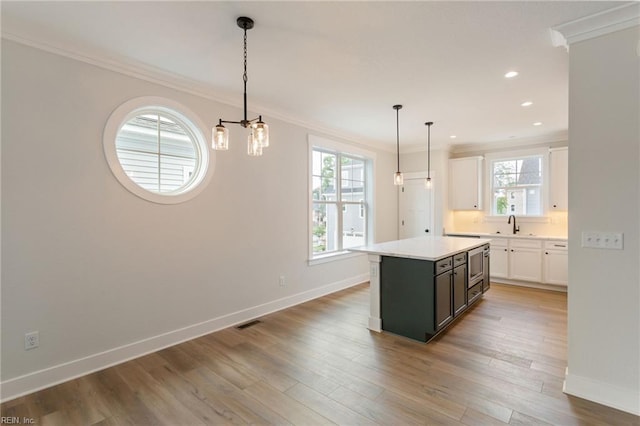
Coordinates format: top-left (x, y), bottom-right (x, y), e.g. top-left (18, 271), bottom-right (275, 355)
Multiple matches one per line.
top-left (508, 215), bottom-right (520, 234)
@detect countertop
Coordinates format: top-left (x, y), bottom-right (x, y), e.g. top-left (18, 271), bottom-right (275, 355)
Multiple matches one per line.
top-left (349, 236), bottom-right (491, 261)
top-left (446, 232), bottom-right (567, 241)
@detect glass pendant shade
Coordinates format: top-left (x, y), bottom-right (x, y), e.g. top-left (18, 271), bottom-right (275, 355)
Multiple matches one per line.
top-left (213, 123), bottom-right (229, 150)
top-left (247, 130), bottom-right (263, 156)
top-left (425, 177), bottom-right (432, 189)
top-left (252, 118), bottom-right (269, 147)
top-left (394, 171), bottom-right (404, 186)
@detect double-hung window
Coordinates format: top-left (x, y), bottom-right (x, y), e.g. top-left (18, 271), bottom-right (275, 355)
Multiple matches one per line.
top-left (490, 153), bottom-right (544, 216)
top-left (310, 136), bottom-right (373, 260)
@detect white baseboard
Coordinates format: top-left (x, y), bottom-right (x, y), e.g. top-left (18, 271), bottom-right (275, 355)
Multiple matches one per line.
top-left (564, 369), bottom-right (640, 416)
top-left (0, 274), bottom-right (368, 403)
top-left (491, 279), bottom-right (567, 292)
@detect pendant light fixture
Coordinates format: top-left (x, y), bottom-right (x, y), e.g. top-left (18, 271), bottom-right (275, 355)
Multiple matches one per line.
top-left (393, 104), bottom-right (404, 186)
top-left (213, 16), bottom-right (269, 156)
top-left (425, 121), bottom-right (434, 189)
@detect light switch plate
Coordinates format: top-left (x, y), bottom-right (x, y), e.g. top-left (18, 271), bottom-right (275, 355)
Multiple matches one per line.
top-left (582, 231), bottom-right (623, 250)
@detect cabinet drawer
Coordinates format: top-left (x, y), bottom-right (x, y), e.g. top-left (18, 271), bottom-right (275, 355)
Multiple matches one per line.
top-left (435, 257), bottom-right (453, 273)
top-left (510, 239), bottom-right (542, 249)
top-left (453, 252), bottom-right (467, 267)
top-left (544, 240), bottom-right (568, 250)
top-left (490, 238), bottom-right (508, 248)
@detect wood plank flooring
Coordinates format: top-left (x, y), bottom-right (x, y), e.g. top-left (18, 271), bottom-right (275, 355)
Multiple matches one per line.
top-left (2, 283), bottom-right (639, 425)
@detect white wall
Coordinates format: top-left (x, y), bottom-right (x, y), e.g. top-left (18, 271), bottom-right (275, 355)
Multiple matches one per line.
top-left (0, 40), bottom-right (397, 398)
top-left (564, 26), bottom-right (639, 415)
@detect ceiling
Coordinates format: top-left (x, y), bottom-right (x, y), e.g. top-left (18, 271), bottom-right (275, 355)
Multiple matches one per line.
top-left (1, 1), bottom-right (624, 151)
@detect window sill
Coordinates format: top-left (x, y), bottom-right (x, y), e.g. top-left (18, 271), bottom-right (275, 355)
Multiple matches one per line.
top-left (308, 251), bottom-right (364, 266)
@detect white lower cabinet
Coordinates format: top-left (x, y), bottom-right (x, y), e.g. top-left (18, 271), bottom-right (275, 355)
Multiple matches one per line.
top-left (490, 237), bottom-right (567, 286)
top-left (509, 239), bottom-right (543, 282)
top-left (543, 240), bottom-right (568, 286)
top-left (489, 238), bottom-right (509, 278)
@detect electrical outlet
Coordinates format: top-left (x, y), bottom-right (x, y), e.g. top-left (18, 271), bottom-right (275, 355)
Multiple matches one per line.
top-left (279, 275), bottom-right (286, 287)
top-left (25, 331), bottom-right (39, 350)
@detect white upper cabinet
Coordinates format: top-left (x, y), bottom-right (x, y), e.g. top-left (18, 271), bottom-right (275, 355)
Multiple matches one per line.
top-left (549, 147), bottom-right (568, 211)
top-left (449, 156), bottom-right (483, 210)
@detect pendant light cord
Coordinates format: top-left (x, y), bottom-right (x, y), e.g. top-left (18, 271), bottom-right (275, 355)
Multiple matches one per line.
top-left (426, 121), bottom-right (433, 179)
top-left (427, 123), bottom-right (431, 178)
top-left (396, 107), bottom-right (400, 172)
top-left (242, 26), bottom-right (248, 123)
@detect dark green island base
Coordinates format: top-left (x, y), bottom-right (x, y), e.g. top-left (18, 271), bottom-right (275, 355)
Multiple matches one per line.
top-left (380, 248), bottom-right (489, 342)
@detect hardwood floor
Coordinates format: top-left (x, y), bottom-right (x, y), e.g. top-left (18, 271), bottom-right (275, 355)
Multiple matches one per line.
top-left (2, 283), bottom-right (638, 425)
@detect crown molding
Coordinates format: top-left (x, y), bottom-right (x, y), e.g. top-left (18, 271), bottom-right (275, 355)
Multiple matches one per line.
top-left (1, 31), bottom-right (388, 153)
top-left (450, 131), bottom-right (568, 155)
top-left (551, 2), bottom-right (640, 50)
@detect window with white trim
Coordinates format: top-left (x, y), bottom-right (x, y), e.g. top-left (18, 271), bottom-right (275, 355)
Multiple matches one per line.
top-left (490, 154), bottom-right (544, 216)
top-left (310, 140), bottom-right (373, 259)
top-left (104, 97), bottom-right (213, 204)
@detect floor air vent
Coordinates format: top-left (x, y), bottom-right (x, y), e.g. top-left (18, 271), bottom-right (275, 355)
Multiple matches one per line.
top-left (236, 320), bottom-right (261, 329)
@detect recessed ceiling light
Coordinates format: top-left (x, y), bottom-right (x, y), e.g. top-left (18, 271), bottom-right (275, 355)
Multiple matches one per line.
top-left (521, 101), bottom-right (533, 107)
top-left (533, 122), bottom-right (542, 126)
top-left (505, 71), bottom-right (519, 78)
top-left (450, 135), bottom-right (457, 139)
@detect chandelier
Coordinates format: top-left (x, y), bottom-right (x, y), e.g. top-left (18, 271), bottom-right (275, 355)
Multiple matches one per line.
top-left (213, 17), bottom-right (269, 156)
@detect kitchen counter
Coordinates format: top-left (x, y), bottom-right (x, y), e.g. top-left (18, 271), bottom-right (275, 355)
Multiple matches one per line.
top-left (446, 232), bottom-right (567, 241)
top-left (350, 236), bottom-right (492, 261)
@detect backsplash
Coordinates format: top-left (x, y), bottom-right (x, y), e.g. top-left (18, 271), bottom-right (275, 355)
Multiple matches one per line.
top-left (449, 211), bottom-right (568, 238)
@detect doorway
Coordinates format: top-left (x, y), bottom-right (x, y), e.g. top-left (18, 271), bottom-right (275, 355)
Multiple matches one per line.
top-left (398, 172), bottom-right (435, 239)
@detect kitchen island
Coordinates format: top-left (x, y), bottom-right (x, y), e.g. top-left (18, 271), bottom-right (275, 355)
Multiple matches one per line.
top-left (350, 236), bottom-right (491, 342)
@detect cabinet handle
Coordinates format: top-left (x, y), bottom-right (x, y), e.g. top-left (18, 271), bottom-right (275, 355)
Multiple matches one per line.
top-left (504, 249), bottom-right (508, 252)
top-left (545, 251), bottom-right (549, 255)
top-left (553, 204), bottom-right (557, 208)
top-left (511, 249), bottom-right (514, 252)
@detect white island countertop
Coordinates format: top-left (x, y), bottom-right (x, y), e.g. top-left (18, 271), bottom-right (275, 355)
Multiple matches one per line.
top-left (350, 236), bottom-right (492, 261)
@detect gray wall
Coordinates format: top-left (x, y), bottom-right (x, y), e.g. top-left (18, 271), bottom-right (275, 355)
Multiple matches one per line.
top-left (565, 26), bottom-right (640, 413)
top-left (0, 40), bottom-right (397, 394)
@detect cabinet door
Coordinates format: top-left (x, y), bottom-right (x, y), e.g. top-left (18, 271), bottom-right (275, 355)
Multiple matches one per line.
top-left (510, 248), bottom-right (542, 282)
top-left (549, 148), bottom-right (568, 211)
top-left (435, 272), bottom-right (453, 330)
top-left (449, 157), bottom-right (483, 210)
top-left (490, 245), bottom-right (509, 278)
top-left (452, 264), bottom-right (467, 316)
top-left (544, 249), bottom-right (568, 286)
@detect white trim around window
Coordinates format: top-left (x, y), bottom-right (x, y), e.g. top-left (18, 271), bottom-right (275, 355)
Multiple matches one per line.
top-left (484, 147), bottom-right (549, 218)
top-left (308, 134), bottom-right (376, 264)
top-left (103, 96), bottom-right (215, 204)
